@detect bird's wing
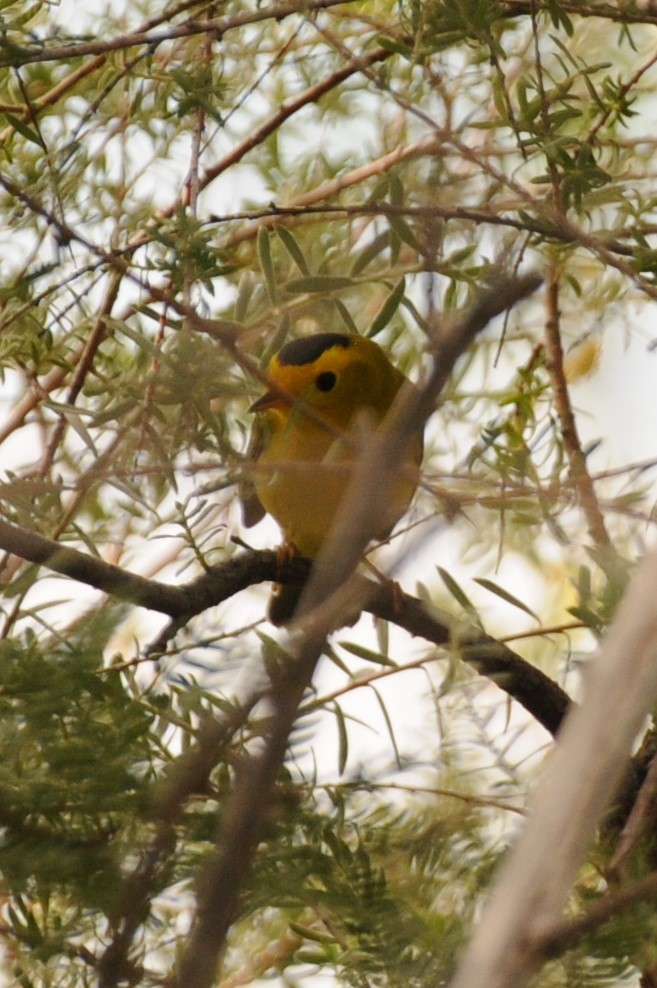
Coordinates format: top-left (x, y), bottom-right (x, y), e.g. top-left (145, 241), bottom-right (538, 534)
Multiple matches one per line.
top-left (239, 418), bottom-right (267, 528)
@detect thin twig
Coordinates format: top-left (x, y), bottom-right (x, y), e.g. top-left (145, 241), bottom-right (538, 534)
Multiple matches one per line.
top-left (36, 270), bottom-right (123, 481)
top-left (542, 871), bottom-right (657, 956)
top-left (184, 46), bottom-right (394, 201)
top-left (0, 0), bottom-right (358, 68)
top-left (608, 749), bottom-right (657, 879)
top-left (544, 268), bottom-right (611, 548)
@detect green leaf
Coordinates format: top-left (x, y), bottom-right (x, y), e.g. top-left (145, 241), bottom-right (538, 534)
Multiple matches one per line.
top-left (333, 701), bottom-right (349, 774)
top-left (338, 641), bottom-right (396, 668)
top-left (375, 617), bottom-right (389, 659)
top-left (289, 921), bottom-right (335, 944)
top-left (331, 298), bottom-right (359, 334)
top-left (5, 113), bottom-right (43, 148)
top-left (46, 405), bottom-right (98, 456)
top-left (436, 567), bottom-right (479, 621)
top-left (388, 214), bottom-right (421, 252)
top-left (276, 225), bottom-right (310, 275)
top-left (284, 276), bottom-right (354, 293)
top-left (257, 631), bottom-right (292, 678)
top-left (370, 686), bottom-right (401, 769)
top-left (374, 34), bottom-right (413, 58)
top-left (323, 643), bottom-right (351, 675)
top-left (366, 277), bottom-right (406, 338)
top-left (234, 270), bottom-right (255, 322)
top-left (257, 227), bottom-right (277, 303)
top-left (474, 578), bottom-right (539, 622)
top-left (350, 232), bottom-right (388, 276)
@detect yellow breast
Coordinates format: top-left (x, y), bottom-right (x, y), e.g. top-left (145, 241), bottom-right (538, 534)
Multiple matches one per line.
top-left (246, 333), bottom-right (422, 558)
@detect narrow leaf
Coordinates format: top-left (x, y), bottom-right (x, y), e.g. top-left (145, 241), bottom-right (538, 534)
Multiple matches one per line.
top-left (367, 276), bottom-right (406, 337)
top-left (474, 578), bottom-right (539, 622)
top-left (370, 685), bottom-right (401, 769)
top-left (276, 225), bottom-right (309, 275)
top-left (437, 566), bottom-right (479, 619)
top-left (331, 298), bottom-right (359, 334)
top-left (234, 270), bottom-right (254, 322)
top-left (323, 643), bottom-right (351, 674)
top-left (338, 640), bottom-right (396, 668)
top-left (5, 113), bottom-right (43, 148)
top-left (388, 214), bottom-right (421, 251)
top-left (333, 701), bottom-right (349, 774)
top-left (289, 922), bottom-right (335, 944)
top-left (285, 275), bottom-right (354, 294)
top-left (350, 231), bottom-right (388, 277)
top-left (257, 227), bottom-right (277, 303)
top-left (375, 617), bottom-right (389, 659)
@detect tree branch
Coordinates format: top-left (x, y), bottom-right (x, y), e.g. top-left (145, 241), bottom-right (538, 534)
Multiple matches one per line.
top-left (448, 544), bottom-right (657, 988)
top-left (0, 514), bottom-right (569, 738)
top-left (98, 693), bottom-right (264, 988)
top-left (172, 270), bottom-right (545, 988)
top-left (544, 268), bottom-right (611, 548)
top-left (0, 0), bottom-right (357, 68)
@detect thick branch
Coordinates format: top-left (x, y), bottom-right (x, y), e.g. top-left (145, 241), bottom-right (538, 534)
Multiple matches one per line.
top-left (448, 545), bottom-right (657, 988)
top-left (366, 584), bottom-right (570, 736)
top-left (0, 515), bottom-right (569, 737)
top-left (0, 517), bottom-right (190, 615)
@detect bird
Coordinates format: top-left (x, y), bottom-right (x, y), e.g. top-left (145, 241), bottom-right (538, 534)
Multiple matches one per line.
top-left (241, 332), bottom-right (423, 624)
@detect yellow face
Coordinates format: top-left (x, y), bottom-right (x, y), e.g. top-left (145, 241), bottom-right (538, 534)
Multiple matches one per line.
top-left (247, 333), bottom-right (422, 557)
top-left (251, 333), bottom-right (404, 423)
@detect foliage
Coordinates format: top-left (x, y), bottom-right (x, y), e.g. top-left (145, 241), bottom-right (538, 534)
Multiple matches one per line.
top-left (0, 0), bottom-right (657, 986)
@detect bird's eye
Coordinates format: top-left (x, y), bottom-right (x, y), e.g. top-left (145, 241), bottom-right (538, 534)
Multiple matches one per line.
top-left (315, 371), bottom-right (337, 392)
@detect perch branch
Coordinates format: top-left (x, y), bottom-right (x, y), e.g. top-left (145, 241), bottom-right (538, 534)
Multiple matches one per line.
top-left (0, 517), bottom-right (569, 735)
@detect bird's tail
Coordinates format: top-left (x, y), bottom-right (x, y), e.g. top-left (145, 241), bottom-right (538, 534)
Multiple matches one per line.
top-left (268, 578), bottom-right (308, 626)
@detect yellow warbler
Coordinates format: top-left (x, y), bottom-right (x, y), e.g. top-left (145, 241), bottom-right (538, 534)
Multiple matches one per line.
top-left (242, 332), bottom-right (423, 623)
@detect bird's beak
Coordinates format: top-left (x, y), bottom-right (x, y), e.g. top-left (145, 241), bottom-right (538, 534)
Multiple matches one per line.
top-left (249, 391), bottom-right (282, 413)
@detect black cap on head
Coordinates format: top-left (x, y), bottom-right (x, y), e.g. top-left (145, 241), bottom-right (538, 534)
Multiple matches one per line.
top-left (277, 333), bottom-right (352, 367)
